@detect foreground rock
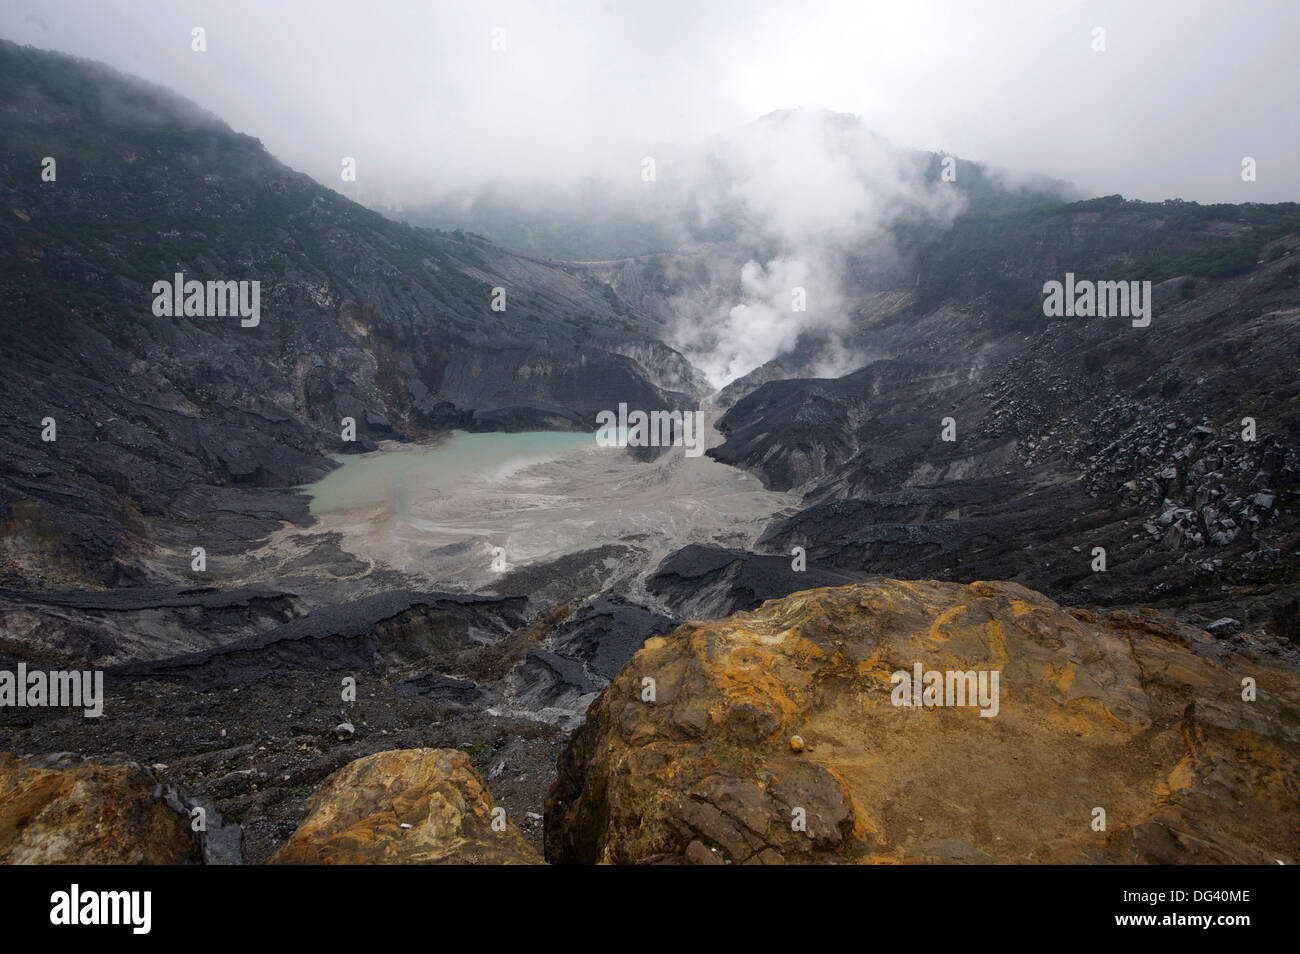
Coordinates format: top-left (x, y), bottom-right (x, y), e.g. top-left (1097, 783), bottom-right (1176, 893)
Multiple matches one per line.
top-left (0, 753), bottom-right (198, 864)
top-left (546, 578), bottom-right (1300, 864)
top-left (273, 748), bottom-right (542, 864)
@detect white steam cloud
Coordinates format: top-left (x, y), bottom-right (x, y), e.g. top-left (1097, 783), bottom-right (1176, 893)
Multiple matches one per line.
top-left (666, 110), bottom-right (967, 387)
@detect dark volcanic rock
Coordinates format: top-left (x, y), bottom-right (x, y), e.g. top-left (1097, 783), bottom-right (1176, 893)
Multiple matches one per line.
top-left (712, 245), bottom-right (1300, 633)
top-left (114, 591), bottom-right (527, 685)
top-left (548, 595), bottom-right (676, 680)
top-left (647, 543), bottom-right (867, 620)
top-left (397, 672), bottom-right (489, 709)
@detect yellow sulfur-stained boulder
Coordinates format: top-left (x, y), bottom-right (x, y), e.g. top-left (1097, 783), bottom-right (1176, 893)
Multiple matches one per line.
top-left (0, 753), bottom-right (198, 864)
top-left (273, 748), bottom-right (542, 865)
top-left (545, 578), bottom-right (1300, 864)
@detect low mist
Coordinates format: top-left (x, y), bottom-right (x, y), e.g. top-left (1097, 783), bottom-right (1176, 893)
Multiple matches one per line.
top-left (6, 0), bottom-right (1297, 384)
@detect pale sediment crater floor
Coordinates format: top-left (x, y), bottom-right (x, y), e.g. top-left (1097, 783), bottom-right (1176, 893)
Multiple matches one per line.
top-left (278, 416), bottom-right (799, 598)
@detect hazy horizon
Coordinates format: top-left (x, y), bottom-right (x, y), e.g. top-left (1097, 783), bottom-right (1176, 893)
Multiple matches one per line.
top-left (2, 0), bottom-right (1297, 208)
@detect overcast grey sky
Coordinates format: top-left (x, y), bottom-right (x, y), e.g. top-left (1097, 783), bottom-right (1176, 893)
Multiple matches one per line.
top-left (2, 0), bottom-right (1297, 204)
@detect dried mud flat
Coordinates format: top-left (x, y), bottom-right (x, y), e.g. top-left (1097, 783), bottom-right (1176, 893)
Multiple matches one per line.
top-left (280, 420), bottom-right (798, 597)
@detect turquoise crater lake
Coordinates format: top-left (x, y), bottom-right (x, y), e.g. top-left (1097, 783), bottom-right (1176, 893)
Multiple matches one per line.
top-left (292, 422), bottom-right (795, 592)
top-left (303, 429), bottom-right (600, 517)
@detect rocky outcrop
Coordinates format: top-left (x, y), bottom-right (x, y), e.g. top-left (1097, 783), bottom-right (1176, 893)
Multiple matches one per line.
top-left (0, 753), bottom-right (199, 864)
top-left (545, 578), bottom-right (1300, 864)
top-left (273, 748), bottom-right (542, 864)
top-left (114, 591), bottom-right (527, 680)
top-left (714, 240), bottom-right (1300, 635)
top-left (647, 543), bottom-right (866, 621)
